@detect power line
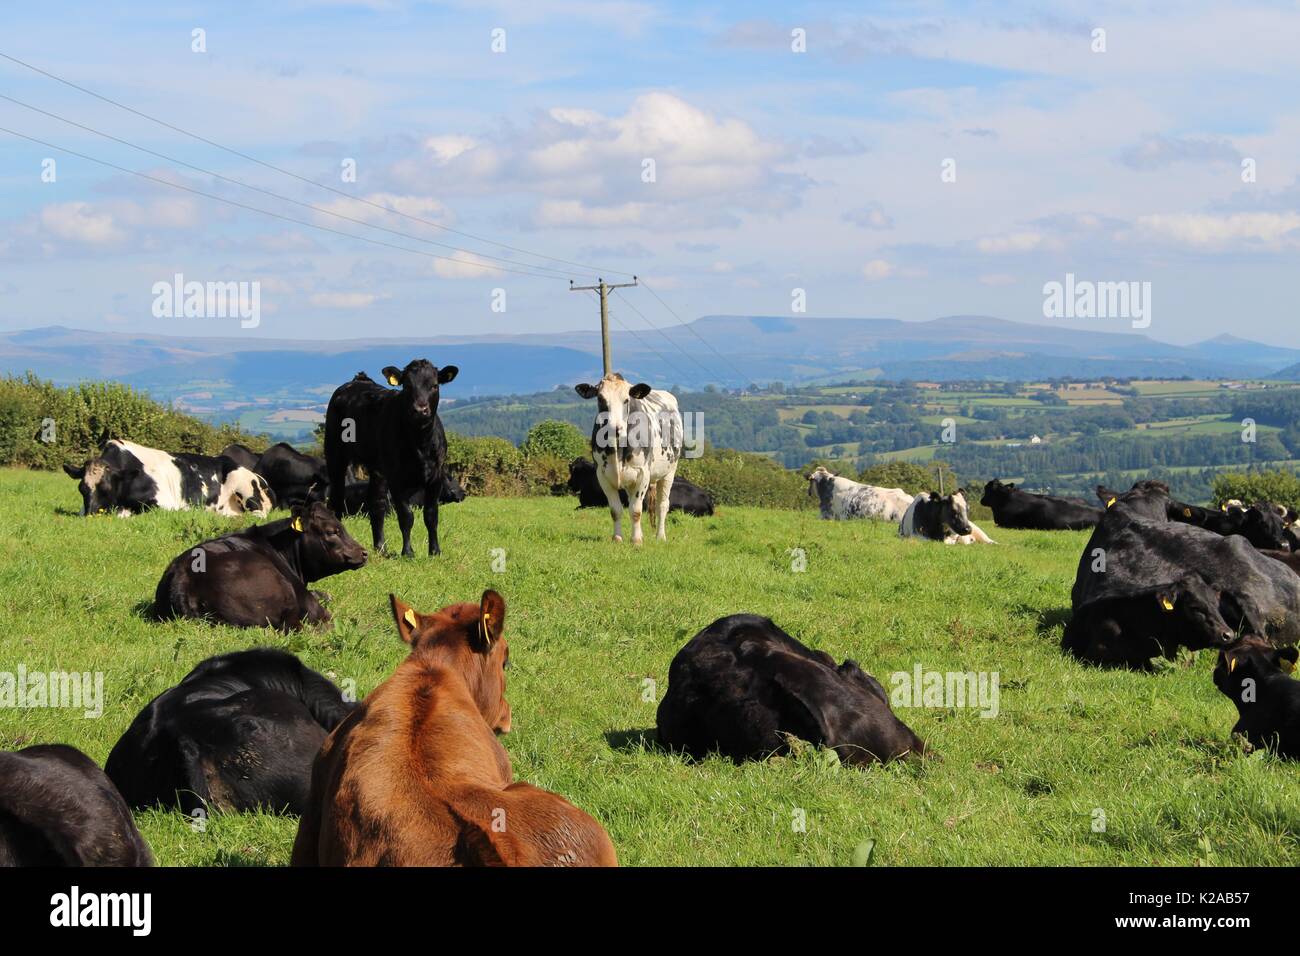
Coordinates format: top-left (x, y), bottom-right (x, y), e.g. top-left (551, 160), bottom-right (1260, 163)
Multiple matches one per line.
top-left (0, 93), bottom-right (586, 282)
top-left (585, 289), bottom-right (693, 386)
top-left (611, 287), bottom-right (731, 384)
top-left (0, 125), bottom-right (567, 280)
top-left (638, 278), bottom-right (754, 386)
top-left (0, 49), bottom-right (633, 280)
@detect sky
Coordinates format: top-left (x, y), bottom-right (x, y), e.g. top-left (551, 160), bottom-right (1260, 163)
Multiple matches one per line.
top-left (2, 0), bottom-right (1299, 347)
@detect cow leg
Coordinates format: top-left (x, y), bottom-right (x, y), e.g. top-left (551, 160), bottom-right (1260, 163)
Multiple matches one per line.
top-left (629, 485), bottom-right (648, 546)
top-left (368, 475), bottom-right (390, 554)
top-left (423, 488), bottom-right (442, 556)
top-left (654, 474), bottom-right (674, 541)
top-left (393, 493), bottom-right (416, 558)
top-left (595, 463), bottom-right (624, 542)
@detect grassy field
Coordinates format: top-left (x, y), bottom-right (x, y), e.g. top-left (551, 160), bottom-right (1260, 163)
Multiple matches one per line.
top-left (1, 467), bottom-right (1297, 867)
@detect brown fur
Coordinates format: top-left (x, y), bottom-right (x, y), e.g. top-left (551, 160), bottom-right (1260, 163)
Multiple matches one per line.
top-left (291, 590), bottom-right (617, 867)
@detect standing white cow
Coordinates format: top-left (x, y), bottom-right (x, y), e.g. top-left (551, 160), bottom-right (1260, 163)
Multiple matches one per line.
top-left (806, 466), bottom-right (913, 521)
top-left (575, 374), bottom-right (683, 544)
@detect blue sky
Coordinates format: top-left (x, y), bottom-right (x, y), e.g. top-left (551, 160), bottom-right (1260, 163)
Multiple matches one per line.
top-left (2, 0), bottom-right (1299, 346)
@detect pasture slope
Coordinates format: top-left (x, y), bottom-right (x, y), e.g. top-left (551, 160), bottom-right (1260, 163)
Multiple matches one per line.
top-left (0, 467), bottom-right (1296, 867)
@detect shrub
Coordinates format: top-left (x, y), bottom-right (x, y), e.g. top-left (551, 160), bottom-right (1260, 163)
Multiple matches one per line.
top-left (678, 448), bottom-right (813, 510)
top-left (1212, 469), bottom-right (1300, 511)
top-left (446, 432), bottom-right (527, 496)
top-left (520, 419), bottom-right (588, 462)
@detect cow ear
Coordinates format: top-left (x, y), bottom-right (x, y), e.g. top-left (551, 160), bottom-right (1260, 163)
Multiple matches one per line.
top-left (575, 383), bottom-right (599, 400)
top-left (390, 593), bottom-right (424, 645)
top-left (770, 671), bottom-right (835, 747)
top-left (382, 365), bottom-right (402, 387)
top-left (1155, 588), bottom-right (1177, 613)
top-left (437, 365), bottom-right (459, 385)
top-left (63, 463), bottom-right (85, 480)
top-left (476, 589), bottom-right (506, 651)
top-left (289, 503), bottom-right (308, 533)
top-left (629, 383), bottom-right (652, 400)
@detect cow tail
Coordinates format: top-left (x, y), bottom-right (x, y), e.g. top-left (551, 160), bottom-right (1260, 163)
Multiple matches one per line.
top-left (645, 484), bottom-right (658, 527)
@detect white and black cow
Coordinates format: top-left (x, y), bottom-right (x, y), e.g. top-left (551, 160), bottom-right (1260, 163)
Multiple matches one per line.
top-left (806, 466), bottom-right (913, 521)
top-left (899, 490), bottom-right (996, 544)
top-left (63, 439), bottom-right (272, 518)
top-left (575, 373), bottom-right (683, 544)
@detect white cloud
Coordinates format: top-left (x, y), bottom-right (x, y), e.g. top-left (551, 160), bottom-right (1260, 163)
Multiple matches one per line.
top-left (39, 202), bottom-right (125, 245)
top-left (431, 250), bottom-right (505, 278)
top-left (1132, 212), bottom-right (1300, 247)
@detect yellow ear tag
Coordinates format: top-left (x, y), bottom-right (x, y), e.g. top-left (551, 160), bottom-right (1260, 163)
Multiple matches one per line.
top-left (1229, 657), bottom-right (1237, 673)
top-left (291, 516), bottom-right (304, 532)
top-left (1183, 507), bottom-right (1192, 517)
top-left (387, 374), bottom-right (400, 386)
top-left (403, 608), bottom-right (417, 628)
top-left (1221, 503), bottom-right (1228, 512)
top-left (1106, 497), bottom-right (1117, 508)
top-left (1160, 597), bottom-right (1175, 612)
top-left (1281, 658), bottom-right (1296, 674)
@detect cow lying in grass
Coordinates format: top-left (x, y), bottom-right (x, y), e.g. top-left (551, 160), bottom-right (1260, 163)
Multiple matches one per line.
top-left (292, 590), bottom-right (617, 866)
top-left (980, 479), bottom-right (1100, 530)
top-left (151, 502), bottom-right (366, 630)
top-left (1165, 497), bottom-right (1289, 551)
top-left (105, 648), bottom-right (354, 815)
top-left (0, 744), bottom-right (152, 867)
top-left (64, 438), bottom-right (272, 517)
top-left (1214, 637), bottom-right (1300, 758)
top-left (339, 470), bottom-right (467, 516)
top-left (1062, 574), bottom-right (1239, 670)
top-left (899, 490), bottom-right (996, 544)
top-left (656, 614), bottom-right (925, 766)
top-left (806, 466), bottom-right (912, 521)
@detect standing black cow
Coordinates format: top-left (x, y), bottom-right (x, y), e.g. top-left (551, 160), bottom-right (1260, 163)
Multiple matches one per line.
top-left (981, 479), bottom-right (1101, 530)
top-left (105, 648), bottom-right (355, 815)
top-left (656, 614), bottom-right (925, 766)
top-left (1214, 637), bottom-right (1300, 758)
top-left (567, 457), bottom-right (714, 516)
top-left (0, 744), bottom-right (153, 867)
top-left (324, 362), bottom-right (457, 557)
top-left (152, 501), bottom-right (366, 630)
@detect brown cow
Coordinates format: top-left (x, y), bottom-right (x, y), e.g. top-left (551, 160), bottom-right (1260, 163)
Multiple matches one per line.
top-left (291, 589), bottom-right (617, 867)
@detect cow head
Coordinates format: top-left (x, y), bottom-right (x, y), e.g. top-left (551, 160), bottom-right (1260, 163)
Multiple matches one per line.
top-left (63, 458), bottom-right (130, 516)
top-left (291, 502), bottom-right (367, 580)
top-left (567, 456), bottom-right (594, 493)
top-left (1099, 480), bottom-right (1171, 520)
top-left (928, 489), bottom-right (973, 536)
top-left (806, 466), bottom-right (837, 515)
top-left (389, 589), bottom-right (511, 734)
top-left (980, 479), bottom-right (1013, 508)
top-left (575, 374), bottom-right (652, 455)
top-left (1155, 574), bottom-right (1238, 648)
top-left (382, 358), bottom-right (458, 419)
top-left (1238, 504), bottom-right (1289, 550)
top-left (439, 473), bottom-right (467, 504)
top-left (1214, 636), bottom-right (1297, 704)
top-left (217, 466), bottom-right (274, 517)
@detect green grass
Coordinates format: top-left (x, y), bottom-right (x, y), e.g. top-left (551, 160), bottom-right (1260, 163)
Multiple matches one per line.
top-left (1, 467), bottom-right (1297, 867)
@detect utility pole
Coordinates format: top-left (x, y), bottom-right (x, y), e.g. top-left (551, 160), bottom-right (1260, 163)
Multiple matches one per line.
top-left (570, 276), bottom-right (638, 376)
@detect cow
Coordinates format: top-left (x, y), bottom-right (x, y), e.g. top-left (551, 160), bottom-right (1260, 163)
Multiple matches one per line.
top-left (1214, 636), bottom-right (1300, 758)
top-left (656, 614), bottom-right (925, 766)
top-left (1166, 498), bottom-right (1290, 551)
top-left (1263, 549), bottom-right (1300, 577)
top-left (105, 648), bottom-right (355, 815)
top-left (325, 362), bottom-right (457, 557)
top-left (567, 457), bottom-right (713, 516)
top-left (253, 442), bottom-right (329, 509)
top-left (806, 466), bottom-right (913, 521)
top-left (899, 490), bottom-right (996, 544)
top-left (1061, 574), bottom-right (1240, 669)
top-left (291, 590), bottom-right (618, 866)
top-left (980, 479), bottom-right (1101, 530)
top-left (574, 374), bottom-right (683, 544)
top-left (151, 501), bottom-right (366, 630)
top-left (219, 442), bottom-right (261, 472)
top-left (339, 470), bottom-right (467, 517)
top-left (0, 744), bottom-right (153, 867)
top-left (1073, 481), bottom-right (1300, 651)
top-left (63, 439), bottom-right (272, 517)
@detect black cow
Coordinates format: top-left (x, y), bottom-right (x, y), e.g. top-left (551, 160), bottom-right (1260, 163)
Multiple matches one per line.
top-left (656, 614), bottom-right (925, 766)
top-left (981, 479), bottom-right (1101, 530)
top-left (106, 648), bottom-right (354, 815)
top-left (567, 457), bottom-right (714, 516)
top-left (152, 501), bottom-right (366, 630)
top-left (0, 744), bottom-right (152, 867)
top-left (1074, 481), bottom-right (1300, 651)
top-left (1062, 574), bottom-right (1239, 669)
top-left (219, 442), bottom-right (262, 472)
top-left (1263, 549), bottom-right (1300, 577)
top-left (324, 362), bottom-right (458, 557)
top-left (1214, 637), bottom-right (1300, 758)
top-left (339, 471), bottom-right (467, 517)
top-left (256, 442), bottom-right (329, 508)
top-left (1167, 499), bottom-right (1289, 550)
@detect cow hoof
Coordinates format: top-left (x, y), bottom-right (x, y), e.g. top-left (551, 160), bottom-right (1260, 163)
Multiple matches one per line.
top-left (401, 549), bottom-right (416, 559)
top-left (613, 535), bottom-right (623, 543)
